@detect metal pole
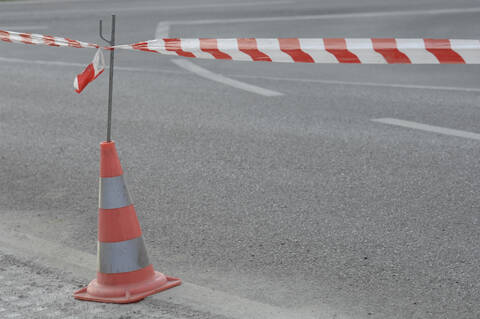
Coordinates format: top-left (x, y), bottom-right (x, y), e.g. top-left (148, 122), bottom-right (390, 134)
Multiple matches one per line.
top-left (106, 15), bottom-right (115, 142)
top-left (100, 15), bottom-right (116, 142)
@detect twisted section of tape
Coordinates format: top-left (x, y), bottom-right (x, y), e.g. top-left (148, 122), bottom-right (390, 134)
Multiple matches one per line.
top-left (0, 29), bottom-right (99, 49)
top-left (74, 49), bottom-right (105, 93)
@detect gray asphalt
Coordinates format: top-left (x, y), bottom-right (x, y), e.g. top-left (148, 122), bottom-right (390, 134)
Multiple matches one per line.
top-left (1, 0), bottom-right (480, 318)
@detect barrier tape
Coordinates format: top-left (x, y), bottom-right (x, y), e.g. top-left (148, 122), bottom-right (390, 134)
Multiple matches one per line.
top-left (3, 29), bottom-right (480, 64)
top-left (0, 29), bottom-right (99, 49)
top-left (116, 38), bottom-right (480, 64)
top-left (74, 49), bottom-right (105, 93)
top-left (2, 29), bottom-right (480, 91)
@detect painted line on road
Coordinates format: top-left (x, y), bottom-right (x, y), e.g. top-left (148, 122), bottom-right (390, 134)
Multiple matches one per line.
top-left (0, 222), bottom-right (325, 319)
top-left (2, 55), bottom-right (479, 95)
top-left (0, 1), bottom-right (293, 17)
top-left (172, 59), bottom-right (283, 97)
top-left (0, 56), bottom-right (87, 68)
top-left (156, 21), bottom-right (283, 97)
top-left (234, 74), bottom-right (480, 93)
top-left (168, 6), bottom-right (480, 25)
top-left (372, 118), bottom-right (480, 141)
top-left (114, 1), bottom-right (293, 12)
top-left (155, 21), bottom-right (171, 39)
top-left (0, 56), bottom-right (186, 75)
top-left (0, 26), bottom-right (48, 31)
top-left (0, 0), bottom-right (108, 4)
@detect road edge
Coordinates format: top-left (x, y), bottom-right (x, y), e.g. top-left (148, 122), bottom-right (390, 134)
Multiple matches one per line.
top-left (0, 224), bottom-right (325, 319)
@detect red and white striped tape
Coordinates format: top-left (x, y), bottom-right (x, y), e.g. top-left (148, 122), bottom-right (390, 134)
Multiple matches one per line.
top-left (0, 29), bottom-right (99, 49)
top-left (115, 38), bottom-right (480, 64)
top-left (3, 29), bottom-right (480, 64)
top-left (74, 49), bottom-right (105, 94)
top-left (3, 29), bottom-right (480, 92)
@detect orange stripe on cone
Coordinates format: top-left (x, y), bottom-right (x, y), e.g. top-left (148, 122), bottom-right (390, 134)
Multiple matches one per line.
top-left (99, 141), bottom-right (123, 178)
top-left (98, 205), bottom-right (142, 242)
top-left (73, 141), bottom-right (181, 303)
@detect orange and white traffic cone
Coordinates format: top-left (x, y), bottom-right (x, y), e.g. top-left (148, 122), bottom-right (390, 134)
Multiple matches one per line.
top-left (73, 141), bottom-right (181, 303)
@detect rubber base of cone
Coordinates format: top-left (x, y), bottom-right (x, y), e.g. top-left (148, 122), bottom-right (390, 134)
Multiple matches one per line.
top-left (73, 272), bottom-right (181, 304)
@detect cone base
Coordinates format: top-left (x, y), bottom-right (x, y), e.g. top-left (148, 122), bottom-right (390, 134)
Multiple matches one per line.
top-left (73, 272), bottom-right (181, 304)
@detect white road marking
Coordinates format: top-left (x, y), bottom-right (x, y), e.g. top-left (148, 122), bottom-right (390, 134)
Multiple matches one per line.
top-left (0, 26), bottom-right (48, 31)
top-left (157, 19), bottom-right (279, 98)
top-left (233, 74), bottom-right (480, 93)
top-left (0, 56), bottom-right (186, 75)
top-left (169, 6), bottom-right (480, 25)
top-left (372, 118), bottom-right (480, 141)
top-left (155, 22), bottom-right (171, 39)
top-left (0, 1), bottom-right (293, 17)
top-left (172, 59), bottom-right (283, 97)
top-left (157, 21), bottom-right (281, 97)
top-left (0, 0), bottom-right (106, 4)
top-left (0, 56), bottom-right (87, 68)
top-left (2, 55), bottom-right (479, 94)
top-left (124, 0), bottom-right (292, 11)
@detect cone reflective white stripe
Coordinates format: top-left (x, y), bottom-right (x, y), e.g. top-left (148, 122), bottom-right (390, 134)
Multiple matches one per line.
top-left (99, 176), bottom-right (132, 209)
top-left (97, 237), bottom-right (150, 274)
top-left (74, 49), bottom-right (105, 93)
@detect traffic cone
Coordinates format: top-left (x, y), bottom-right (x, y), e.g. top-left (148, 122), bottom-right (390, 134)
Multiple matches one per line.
top-left (73, 141), bottom-right (181, 303)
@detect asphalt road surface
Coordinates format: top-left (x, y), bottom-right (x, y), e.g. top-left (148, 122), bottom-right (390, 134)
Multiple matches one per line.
top-left (1, 0), bottom-right (480, 318)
